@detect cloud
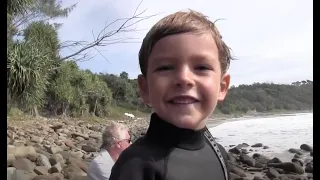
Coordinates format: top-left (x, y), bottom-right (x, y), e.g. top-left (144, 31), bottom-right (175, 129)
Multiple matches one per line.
top-left (57, 0), bottom-right (313, 85)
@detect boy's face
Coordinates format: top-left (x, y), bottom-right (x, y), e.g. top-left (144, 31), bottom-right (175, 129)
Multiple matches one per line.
top-left (138, 33), bottom-right (230, 130)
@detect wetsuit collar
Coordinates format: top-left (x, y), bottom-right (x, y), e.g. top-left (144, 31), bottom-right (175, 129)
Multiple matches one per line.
top-left (145, 113), bottom-right (206, 150)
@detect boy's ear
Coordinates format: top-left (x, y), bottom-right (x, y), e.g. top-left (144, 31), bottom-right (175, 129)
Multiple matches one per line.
top-left (137, 74), bottom-right (150, 105)
top-left (218, 73), bottom-right (230, 101)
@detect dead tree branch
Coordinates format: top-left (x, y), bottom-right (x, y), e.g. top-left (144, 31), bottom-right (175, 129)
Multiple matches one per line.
top-left (60, 1), bottom-right (159, 62)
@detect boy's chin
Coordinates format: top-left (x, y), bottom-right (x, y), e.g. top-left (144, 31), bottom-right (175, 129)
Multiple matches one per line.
top-left (165, 115), bottom-right (207, 130)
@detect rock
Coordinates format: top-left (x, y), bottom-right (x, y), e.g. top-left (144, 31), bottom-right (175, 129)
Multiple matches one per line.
top-left (71, 133), bottom-right (89, 140)
top-left (239, 154), bottom-right (255, 167)
top-left (81, 145), bottom-right (97, 152)
top-left (294, 153), bottom-right (301, 158)
top-left (288, 148), bottom-right (303, 155)
top-left (68, 157), bottom-right (88, 173)
top-left (70, 151), bottom-right (84, 159)
top-left (254, 162), bottom-right (264, 168)
top-left (34, 166), bottom-right (49, 175)
top-left (228, 161), bottom-right (247, 177)
top-left (13, 158), bottom-right (36, 173)
top-left (253, 176), bottom-right (268, 180)
top-left (70, 175), bottom-right (88, 180)
top-left (267, 162), bottom-right (304, 174)
top-left (7, 167), bottom-right (16, 180)
top-left (61, 164), bottom-right (86, 179)
top-left (49, 163), bottom-right (62, 173)
top-left (305, 162), bottom-right (313, 173)
top-left (89, 133), bottom-right (101, 139)
top-left (49, 154), bottom-right (65, 166)
top-left (44, 145), bottom-right (63, 154)
top-left (253, 154), bottom-right (271, 165)
top-left (64, 139), bottom-right (74, 147)
top-left (266, 168), bottom-right (280, 179)
top-left (8, 153), bottom-right (16, 166)
top-left (230, 172), bottom-right (241, 180)
top-left (300, 144), bottom-right (313, 152)
top-left (251, 143), bottom-right (263, 148)
top-left (229, 147), bottom-right (241, 154)
top-left (267, 157), bottom-right (282, 164)
top-left (285, 174), bottom-right (308, 180)
top-left (8, 146), bottom-right (38, 159)
top-left (50, 124), bottom-right (63, 131)
top-left (11, 169), bottom-right (29, 180)
top-left (306, 173), bottom-right (313, 179)
top-left (35, 154), bottom-right (51, 169)
top-left (241, 149), bottom-right (249, 154)
top-left (30, 136), bottom-right (43, 143)
top-left (228, 153), bottom-right (238, 163)
top-left (291, 158), bottom-right (303, 166)
top-left (310, 151), bottom-right (313, 156)
top-left (262, 146), bottom-right (269, 149)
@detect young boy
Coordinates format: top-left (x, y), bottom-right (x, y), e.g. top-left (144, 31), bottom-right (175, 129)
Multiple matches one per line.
top-left (110, 10), bottom-right (232, 180)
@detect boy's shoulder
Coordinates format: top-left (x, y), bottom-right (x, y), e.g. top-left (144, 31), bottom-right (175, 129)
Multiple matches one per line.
top-left (119, 136), bottom-right (169, 162)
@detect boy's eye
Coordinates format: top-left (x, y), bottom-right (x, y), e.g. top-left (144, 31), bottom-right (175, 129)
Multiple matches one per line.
top-left (155, 65), bottom-right (174, 71)
top-left (195, 65), bottom-right (212, 71)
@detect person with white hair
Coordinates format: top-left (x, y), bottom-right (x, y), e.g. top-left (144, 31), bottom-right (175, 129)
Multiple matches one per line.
top-left (88, 122), bottom-right (131, 180)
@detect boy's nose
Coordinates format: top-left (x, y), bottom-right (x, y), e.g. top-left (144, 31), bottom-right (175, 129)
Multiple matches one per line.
top-left (174, 67), bottom-right (195, 88)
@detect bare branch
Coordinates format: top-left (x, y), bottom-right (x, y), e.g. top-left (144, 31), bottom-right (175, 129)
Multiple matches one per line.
top-left (60, 0), bottom-right (158, 62)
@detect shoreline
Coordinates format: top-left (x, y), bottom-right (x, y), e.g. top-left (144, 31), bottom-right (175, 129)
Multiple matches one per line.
top-left (206, 111), bottom-right (313, 128)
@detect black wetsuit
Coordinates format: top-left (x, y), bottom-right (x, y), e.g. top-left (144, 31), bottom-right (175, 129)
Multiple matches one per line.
top-left (110, 113), bottom-right (230, 180)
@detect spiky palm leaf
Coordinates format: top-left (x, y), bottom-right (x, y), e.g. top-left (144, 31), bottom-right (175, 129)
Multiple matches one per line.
top-left (7, 0), bottom-right (34, 16)
top-left (7, 41), bottom-right (53, 109)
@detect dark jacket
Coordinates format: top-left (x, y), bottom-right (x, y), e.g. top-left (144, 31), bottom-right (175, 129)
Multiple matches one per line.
top-left (110, 113), bottom-right (230, 180)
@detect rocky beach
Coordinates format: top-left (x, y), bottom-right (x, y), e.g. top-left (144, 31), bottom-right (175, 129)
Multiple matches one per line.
top-left (7, 117), bottom-right (313, 180)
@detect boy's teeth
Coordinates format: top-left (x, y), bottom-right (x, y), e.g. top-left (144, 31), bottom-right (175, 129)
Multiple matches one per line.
top-left (172, 100), bottom-right (195, 104)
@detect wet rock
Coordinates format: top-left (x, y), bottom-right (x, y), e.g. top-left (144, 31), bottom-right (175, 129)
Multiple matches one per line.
top-left (267, 157), bottom-right (282, 164)
top-left (239, 154), bottom-right (255, 167)
top-left (262, 146), bottom-right (269, 149)
top-left (253, 153), bottom-right (271, 164)
top-left (228, 161), bottom-right (247, 177)
top-left (310, 151), bottom-right (313, 156)
top-left (300, 144), bottom-right (313, 152)
top-left (291, 158), bottom-right (303, 166)
top-left (294, 153), bottom-right (301, 158)
top-left (251, 143), bottom-right (263, 148)
top-left (266, 168), bottom-right (280, 179)
top-left (305, 162), bottom-right (313, 173)
top-left (229, 147), bottom-right (241, 154)
top-left (267, 162), bottom-right (304, 174)
top-left (288, 148), bottom-right (303, 155)
top-left (230, 172), bottom-right (241, 180)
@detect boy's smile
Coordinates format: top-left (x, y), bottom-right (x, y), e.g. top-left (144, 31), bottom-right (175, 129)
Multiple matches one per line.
top-left (138, 33), bottom-right (230, 130)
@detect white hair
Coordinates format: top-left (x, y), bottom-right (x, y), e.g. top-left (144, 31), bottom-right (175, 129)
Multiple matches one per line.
top-left (101, 122), bottom-right (129, 149)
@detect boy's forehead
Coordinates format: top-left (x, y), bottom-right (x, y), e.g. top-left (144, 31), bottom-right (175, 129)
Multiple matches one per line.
top-left (148, 33), bottom-right (218, 63)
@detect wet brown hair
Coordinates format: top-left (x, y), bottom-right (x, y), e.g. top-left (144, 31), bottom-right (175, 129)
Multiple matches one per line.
top-left (138, 10), bottom-right (234, 77)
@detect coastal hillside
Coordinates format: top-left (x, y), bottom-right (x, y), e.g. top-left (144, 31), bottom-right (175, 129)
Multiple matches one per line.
top-left (216, 80), bottom-right (313, 114)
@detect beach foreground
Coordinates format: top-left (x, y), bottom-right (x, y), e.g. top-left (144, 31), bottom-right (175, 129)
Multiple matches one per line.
top-left (7, 116), bottom-right (313, 180)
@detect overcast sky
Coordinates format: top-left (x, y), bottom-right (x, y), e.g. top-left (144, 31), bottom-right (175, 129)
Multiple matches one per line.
top-left (57, 0), bottom-right (313, 86)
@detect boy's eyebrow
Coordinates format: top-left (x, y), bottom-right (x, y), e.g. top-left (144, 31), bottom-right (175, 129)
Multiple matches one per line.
top-left (150, 53), bottom-right (218, 64)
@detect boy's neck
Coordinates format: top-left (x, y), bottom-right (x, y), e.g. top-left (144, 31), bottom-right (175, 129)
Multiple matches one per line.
top-left (144, 113), bottom-right (206, 150)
